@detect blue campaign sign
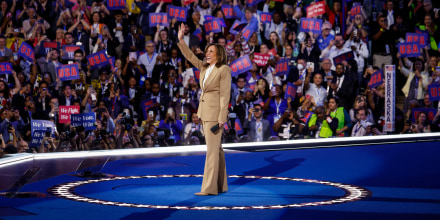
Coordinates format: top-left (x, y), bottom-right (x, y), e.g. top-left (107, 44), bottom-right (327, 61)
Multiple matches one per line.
top-left (61, 45), bottom-right (84, 60)
top-left (229, 20), bottom-right (245, 35)
top-left (260, 12), bottom-right (272, 24)
top-left (230, 55), bottom-right (252, 77)
top-left (204, 15), bottom-right (226, 27)
top-left (87, 50), bottom-right (110, 69)
top-left (141, 99), bottom-right (157, 119)
top-left (275, 58), bottom-right (290, 76)
top-left (221, 5), bottom-right (237, 19)
top-left (300, 18), bottom-right (323, 34)
top-left (39, 41), bottom-right (60, 56)
top-left (204, 19), bottom-right (222, 34)
top-left (192, 28), bottom-right (202, 42)
top-left (168, 5), bottom-right (187, 22)
top-left (241, 25), bottom-right (254, 42)
top-left (300, 110), bottom-right (313, 124)
top-left (30, 130), bottom-right (45, 148)
top-left (149, 13), bottom-right (169, 27)
top-left (333, 51), bottom-right (355, 65)
top-left (107, 0), bottom-right (126, 10)
top-left (369, 70), bottom-right (383, 88)
top-left (17, 42), bottom-right (35, 62)
top-left (57, 63), bottom-right (80, 81)
top-left (406, 33), bottom-right (429, 47)
top-left (247, 0), bottom-right (264, 7)
top-left (412, 108), bottom-right (437, 123)
top-left (193, 67), bottom-right (200, 83)
top-left (0, 62), bottom-right (13, 74)
top-left (31, 120), bottom-right (55, 133)
top-left (285, 82), bottom-right (298, 100)
top-left (223, 118), bottom-right (244, 135)
top-left (71, 112), bottom-right (96, 131)
top-left (397, 42), bottom-right (421, 58)
top-left (428, 84), bottom-right (440, 101)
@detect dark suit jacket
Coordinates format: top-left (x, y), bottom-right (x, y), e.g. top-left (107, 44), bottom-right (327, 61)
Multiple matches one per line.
top-left (104, 95), bottom-right (129, 118)
top-left (58, 95), bottom-right (77, 106)
top-left (177, 42), bottom-right (231, 122)
top-left (243, 118), bottom-right (271, 141)
top-left (328, 72), bottom-right (357, 110)
top-left (140, 92), bottom-right (171, 120)
top-left (122, 34), bottom-right (146, 55)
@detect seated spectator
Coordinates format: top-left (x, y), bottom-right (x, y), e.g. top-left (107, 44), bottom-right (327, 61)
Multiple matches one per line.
top-left (158, 107), bottom-right (182, 145)
top-left (184, 112), bottom-right (204, 145)
top-left (243, 104), bottom-right (271, 142)
top-left (308, 105), bottom-right (339, 138)
top-left (411, 111), bottom-right (431, 133)
top-left (351, 108), bottom-right (373, 136)
top-left (349, 95), bottom-right (375, 124)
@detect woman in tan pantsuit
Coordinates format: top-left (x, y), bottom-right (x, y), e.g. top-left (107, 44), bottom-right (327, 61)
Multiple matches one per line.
top-left (177, 23), bottom-right (231, 196)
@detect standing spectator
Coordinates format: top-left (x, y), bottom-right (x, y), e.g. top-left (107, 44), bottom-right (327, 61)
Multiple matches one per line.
top-left (371, 15), bottom-right (394, 69)
top-left (351, 108), bottom-right (372, 136)
top-left (308, 105), bottom-right (339, 138)
top-left (184, 112), bottom-right (204, 145)
top-left (320, 34), bottom-right (351, 70)
top-left (138, 41), bottom-right (159, 79)
top-left (328, 63), bottom-right (357, 111)
top-left (399, 57), bottom-right (429, 113)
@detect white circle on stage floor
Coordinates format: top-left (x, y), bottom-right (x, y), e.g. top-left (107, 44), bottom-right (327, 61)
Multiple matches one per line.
top-left (48, 174), bottom-right (371, 210)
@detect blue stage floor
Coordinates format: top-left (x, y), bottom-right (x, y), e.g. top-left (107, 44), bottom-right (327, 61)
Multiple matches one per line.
top-left (1, 140), bottom-right (440, 220)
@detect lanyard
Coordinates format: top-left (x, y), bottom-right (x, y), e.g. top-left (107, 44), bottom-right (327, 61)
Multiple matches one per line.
top-left (146, 53), bottom-right (155, 64)
top-left (299, 70), bottom-right (306, 80)
top-left (275, 98), bottom-right (282, 115)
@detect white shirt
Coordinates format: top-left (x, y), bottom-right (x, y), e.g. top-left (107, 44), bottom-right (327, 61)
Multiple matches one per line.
top-left (203, 64), bottom-right (215, 88)
top-left (137, 52), bottom-right (158, 77)
top-left (305, 83), bottom-right (327, 106)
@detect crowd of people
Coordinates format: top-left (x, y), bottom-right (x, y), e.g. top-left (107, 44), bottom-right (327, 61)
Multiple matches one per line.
top-left (1, 0), bottom-right (440, 156)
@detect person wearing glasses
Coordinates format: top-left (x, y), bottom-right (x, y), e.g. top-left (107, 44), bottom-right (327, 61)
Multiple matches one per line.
top-left (243, 104), bottom-right (270, 142)
top-left (137, 41), bottom-right (159, 79)
top-left (177, 23), bottom-right (231, 196)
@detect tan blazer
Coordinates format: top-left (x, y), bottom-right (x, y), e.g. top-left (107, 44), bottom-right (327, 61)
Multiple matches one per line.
top-left (177, 42), bottom-right (231, 122)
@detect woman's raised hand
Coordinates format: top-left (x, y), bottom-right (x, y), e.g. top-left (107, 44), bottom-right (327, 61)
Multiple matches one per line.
top-left (178, 23), bottom-right (185, 43)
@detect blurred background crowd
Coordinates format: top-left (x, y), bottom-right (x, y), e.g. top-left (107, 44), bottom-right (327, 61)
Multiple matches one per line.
top-left (1, 0), bottom-right (440, 156)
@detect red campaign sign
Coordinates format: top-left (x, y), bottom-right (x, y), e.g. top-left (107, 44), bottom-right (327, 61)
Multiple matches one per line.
top-left (184, 0), bottom-right (196, 5)
top-left (428, 84), bottom-right (440, 101)
top-left (254, 53), bottom-right (270, 67)
top-left (273, 0), bottom-right (284, 2)
top-left (59, 106), bottom-right (80, 124)
top-left (307, 1), bottom-right (326, 18)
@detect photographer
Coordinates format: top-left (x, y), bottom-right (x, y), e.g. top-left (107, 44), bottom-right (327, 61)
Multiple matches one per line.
top-left (184, 112), bottom-right (204, 145)
top-left (39, 135), bottom-right (57, 153)
top-left (243, 104), bottom-right (271, 142)
top-left (273, 108), bottom-right (305, 140)
top-left (158, 107), bottom-right (182, 146)
top-left (0, 107), bottom-right (25, 144)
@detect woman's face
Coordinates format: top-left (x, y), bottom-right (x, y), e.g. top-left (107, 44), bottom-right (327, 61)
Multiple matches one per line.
top-left (285, 46), bottom-right (293, 55)
top-left (260, 44), bottom-right (268, 54)
top-left (205, 45), bottom-right (218, 65)
top-left (270, 33), bottom-right (278, 42)
top-left (425, 16), bottom-right (433, 26)
top-left (215, 10), bottom-right (224, 18)
top-left (415, 61), bottom-right (423, 71)
top-left (418, 113), bottom-right (427, 123)
top-left (328, 98), bottom-right (337, 110)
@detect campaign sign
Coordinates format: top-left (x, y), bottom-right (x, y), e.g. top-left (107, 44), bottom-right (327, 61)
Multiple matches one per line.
top-left (230, 55), bottom-right (252, 77)
top-left (30, 130), bottom-right (45, 148)
top-left (42, 41), bottom-right (60, 55)
top-left (285, 82), bottom-right (297, 100)
top-left (87, 50), bottom-right (110, 69)
top-left (168, 5), bottom-right (187, 22)
top-left (59, 105), bottom-right (81, 123)
top-left (149, 13), bottom-right (169, 27)
top-left (406, 33), bottom-right (429, 47)
top-left (221, 5), bottom-right (237, 19)
top-left (184, 0), bottom-right (196, 5)
top-left (61, 45), bottom-right (83, 60)
top-left (229, 20), bottom-right (245, 35)
top-left (307, 1), bottom-right (326, 18)
top-left (350, 5), bottom-right (362, 19)
top-left (107, 0), bottom-right (126, 10)
top-left (254, 53), bottom-right (270, 66)
top-left (223, 118), bottom-right (243, 135)
top-left (369, 70), bottom-right (383, 88)
top-left (300, 18), bottom-right (322, 34)
top-left (275, 58), bottom-right (290, 76)
top-left (193, 67), bottom-right (200, 83)
top-left (415, 27), bottom-right (429, 34)
top-left (428, 84), bottom-right (440, 101)
top-left (333, 51), bottom-right (355, 65)
top-left (300, 110), bottom-right (313, 124)
top-left (412, 108), bottom-right (437, 123)
top-left (71, 112), bottom-right (96, 131)
top-left (260, 12), bottom-right (272, 24)
top-left (204, 15), bottom-right (226, 27)
top-left (246, 82), bottom-right (256, 91)
top-left (204, 19), bottom-right (222, 34)
top-left (247, 0), bottom-right (263, 7)
top-left (109, 56), bottom-right (115, 71)
top-left (397, 42), bottom-right (421, 58)
top-left (0, 62), bottom-right (13, 74)
top-left (17, 42), bottom-right (35, 62)
top-left (384, 65), bottom-right (395, 132)
top-left (141, 99), bottom-right (157, 119)
top-left (192, 28), bottom-right (202, 42)
top-left (31, 120), bottom-right (55, 134)
top-left (57, 64), bottom-right (80, 81)
top-left (241, 25), bottom-right (254, 42)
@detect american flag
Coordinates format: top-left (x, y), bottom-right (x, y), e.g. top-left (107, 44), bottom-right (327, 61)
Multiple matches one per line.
top-left (385, 65), bottom-right (394, 72)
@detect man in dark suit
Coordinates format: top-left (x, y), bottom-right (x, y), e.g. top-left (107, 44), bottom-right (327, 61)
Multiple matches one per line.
top-left (104, 85), bottom-right (129, 119)
top-left (328, 63), bottom-right (357, 111)
top-left (181, 23), bottom-right (200, 50)
top-left (124, 76), bottom-right (143, 119)
top-left (318, 58), bottom-right (337, 88)
top-left (122, 25), bottom-right (146, 59)
top-left (243, 104), bottom-right (271, 142)
top-left (141, 82), bottom-right (170, 120)
top-left (58, 84), bottom-right (77, 106)
top-left (0, 36), bottom-right (13, 61)
top-left (233, 89), bottom-right (255, 128)
top-left (34, 82), bottom-right (52, 114)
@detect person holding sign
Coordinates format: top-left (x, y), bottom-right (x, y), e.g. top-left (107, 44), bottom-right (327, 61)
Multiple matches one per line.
top-left (177, 23), bottom-right (231, 196)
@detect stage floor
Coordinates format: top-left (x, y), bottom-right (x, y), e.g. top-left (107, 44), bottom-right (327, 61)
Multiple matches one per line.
top-left (1, 139), bottom-right (440, 220)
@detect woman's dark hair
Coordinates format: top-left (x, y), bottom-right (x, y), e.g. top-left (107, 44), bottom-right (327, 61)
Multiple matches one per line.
top-left (412, 58), bottom-right (425, 71)
top-left (203, 43), bottom-right (228, 68)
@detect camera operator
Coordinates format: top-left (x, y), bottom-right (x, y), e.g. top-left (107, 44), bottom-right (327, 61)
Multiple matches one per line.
top-left (184, 112), bottom-right (204, 145)
top-left (243, 104), bottom-right (271, 142)
top-left (158, 107), bottom-right (182, 146)
top-left (273, 108), bottom-right (305, 140)
top-left (0, 108), bottom-right (25, 144)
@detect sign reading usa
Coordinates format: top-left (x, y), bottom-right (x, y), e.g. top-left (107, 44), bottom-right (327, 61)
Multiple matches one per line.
top-left (333, 51), bottom-right (355, 65)
top-left (260, 12), bottom-right (272, 24)
top-left (230, 55), bottom-right (252, 77)
top-left (221, 5), bottom-right (237, 19)
top-left (369, 70), bottom-right (383, 88)
top-left (168, 6), bottom-right (187, 22)
top-left (87, 50), bottom-right (110, 69)
top-left (300, 18), bottom-right (322, 34)
top-left (412, 108), bottom-right (437, 123)
top-left (107, 0), bottom-right (126, 10)
top-left (17, 42), bottom-right (34, 62)
top-left (0, 62), bottom-right (13, 74)
top-left (141, 99), bottom-right (157, 119)
top-left (205, 15), bottom-right (226, 27)
top-left (428, 84), bottom-right (440, 101)
top-left (285, 82), bottom-right (297, 100)
top-left (275, 58), bottom-right (290, 76)
top-left (241, 25), bottom-right (254, 42)
top-left (406, 33), bottom-right (428, 47)
top-left (397, 42), bottom-right (421, 58)
top-left (57, 63), bottom-right (80, 81)
top-left (149, 13), bottom-right (169, 27)
top-left (307, 1), bottom-right (326, 18)
top-left (204, 19), bottom-right (222, 34)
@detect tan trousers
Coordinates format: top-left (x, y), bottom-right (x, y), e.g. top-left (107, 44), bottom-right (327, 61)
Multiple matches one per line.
top-left (200, 121), bottom-right (228, 194)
